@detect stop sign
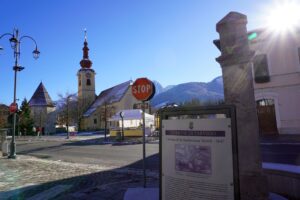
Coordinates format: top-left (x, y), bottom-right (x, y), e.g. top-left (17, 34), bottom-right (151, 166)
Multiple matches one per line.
top-left (9, 103), bottom-right (18, 113)
top-left (132, 78), bottom-right (155, 101)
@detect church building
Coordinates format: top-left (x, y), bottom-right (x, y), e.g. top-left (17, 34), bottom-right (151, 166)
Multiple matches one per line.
top-left (77, 32), bottom-right (150, 131)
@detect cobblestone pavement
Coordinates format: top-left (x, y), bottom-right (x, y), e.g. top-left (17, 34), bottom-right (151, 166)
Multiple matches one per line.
top-left (0, 155), bottom-right (158, 200)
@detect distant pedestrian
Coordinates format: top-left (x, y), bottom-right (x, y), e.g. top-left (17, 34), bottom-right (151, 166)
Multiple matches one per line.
top-left (37, 127), bottom-right (40, 137)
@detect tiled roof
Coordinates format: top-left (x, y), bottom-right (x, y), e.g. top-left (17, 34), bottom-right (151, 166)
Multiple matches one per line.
top-left (83, 80), bottom-right (131, 117)
top-left (29, 82), bottom-right (55, 107)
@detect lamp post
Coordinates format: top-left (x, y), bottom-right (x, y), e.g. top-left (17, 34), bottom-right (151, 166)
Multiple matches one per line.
top-left (66, 95), bottom-right (70, 139)
top-left (0, 29), bottom-right (40, 159)
top-left (120, 111), bottom-right (124, 141)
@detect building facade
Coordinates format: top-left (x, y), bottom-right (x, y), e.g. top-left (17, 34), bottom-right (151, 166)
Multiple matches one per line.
top-left (249, 29), bottom-right (300, 134)
top-left (29, 82), bottom-right (56, 134)
top-left (215, 28), bottom-right (300, 135)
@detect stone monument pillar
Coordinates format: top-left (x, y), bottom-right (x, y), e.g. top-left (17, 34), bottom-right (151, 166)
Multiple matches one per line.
top-left (215, 12), bottom-right (268, 200)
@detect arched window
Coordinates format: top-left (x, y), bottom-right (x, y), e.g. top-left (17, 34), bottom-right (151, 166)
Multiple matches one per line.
top-left (256, 99), bottom-right (274, 106)
top-left (87, 79), bottom-right (91, 86)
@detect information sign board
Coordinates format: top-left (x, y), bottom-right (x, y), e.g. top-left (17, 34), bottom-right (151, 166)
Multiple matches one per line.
top-left (159, 106), bottom-right (239, 200)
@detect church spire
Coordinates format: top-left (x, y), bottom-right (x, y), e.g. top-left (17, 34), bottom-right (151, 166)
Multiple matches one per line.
top-left (80, 29), bottom-right (92, 68)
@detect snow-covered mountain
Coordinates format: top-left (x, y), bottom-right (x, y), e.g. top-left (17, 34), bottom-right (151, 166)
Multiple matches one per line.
top-left (151, 77), bottom-right (224, 107)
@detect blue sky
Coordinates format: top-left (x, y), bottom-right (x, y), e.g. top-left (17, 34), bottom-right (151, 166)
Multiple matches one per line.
top-left (0, 0), bottom-right (273, 105)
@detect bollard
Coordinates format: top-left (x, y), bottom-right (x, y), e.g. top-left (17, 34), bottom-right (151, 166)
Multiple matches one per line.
top-left (0, 129), bottom-right (9, 156)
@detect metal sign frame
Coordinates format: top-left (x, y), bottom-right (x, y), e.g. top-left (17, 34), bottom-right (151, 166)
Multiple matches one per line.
top-left (159, 105), bottom-right (240, 200)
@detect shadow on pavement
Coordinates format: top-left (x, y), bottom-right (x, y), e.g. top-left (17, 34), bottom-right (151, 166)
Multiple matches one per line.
top-left (0, 154), bottom-right (159, 200)
top-left (16, 137), bottom-right (133, 155)
top-left (17, 143), bottom-right (72, 155)
top-left (62, 137), bottom-right (158, 147)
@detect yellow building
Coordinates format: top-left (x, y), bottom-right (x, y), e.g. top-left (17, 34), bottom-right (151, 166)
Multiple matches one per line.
top-left (109, 109), bottom-right (155, 137)
top-left (81, 81), bottom-right (150, 130)
top-left (77, 32), bottom-right (150, 131)
top-left (77, 31), bottom-right (96, 119)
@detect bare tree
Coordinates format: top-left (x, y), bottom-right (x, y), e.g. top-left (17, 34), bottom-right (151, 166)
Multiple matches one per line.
top-left (100, 101), bottom-right (115, 140)
top-left (57, 92), bottom-right (78, 138)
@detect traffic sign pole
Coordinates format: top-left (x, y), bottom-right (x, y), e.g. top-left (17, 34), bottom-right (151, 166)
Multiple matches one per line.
top-left (131, 77), bottom-right (155, 189)
top-left (142, 101), bottom-right (146, 188)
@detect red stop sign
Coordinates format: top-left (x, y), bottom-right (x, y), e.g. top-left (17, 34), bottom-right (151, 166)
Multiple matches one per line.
top-left (132, 78), bottom-right (155, 101)
top-left (9, 103), bottom-right (18, 113)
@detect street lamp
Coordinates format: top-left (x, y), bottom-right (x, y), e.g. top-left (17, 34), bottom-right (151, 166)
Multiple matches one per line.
top-left (120, 111), bottom-right (124, 141)
top-left (0, 29), bottom-right (40, 159)
top-left (66, 95), bottom-right (70, 139)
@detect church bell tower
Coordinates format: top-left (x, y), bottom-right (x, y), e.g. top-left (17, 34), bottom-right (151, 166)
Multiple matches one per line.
top-left (77, 30), bottom-right (96, 117)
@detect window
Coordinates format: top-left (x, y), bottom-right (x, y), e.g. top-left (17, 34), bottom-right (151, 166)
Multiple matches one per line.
top-left (253, 54), bottom-right (270, 83)
top-left (79, 79), bottom-right (81, 86)
top-left (94, 118), bottom-right (97, 124)
top-left (87, 79), bottom-right (91, 86)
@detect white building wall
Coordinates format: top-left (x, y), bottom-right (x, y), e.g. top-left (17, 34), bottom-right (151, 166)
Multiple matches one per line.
top-left (251, 30), bottom-right (300, 134)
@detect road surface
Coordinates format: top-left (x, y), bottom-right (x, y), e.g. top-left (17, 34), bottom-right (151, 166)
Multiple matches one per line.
top-left (13, 137), bottom-right (300, 171)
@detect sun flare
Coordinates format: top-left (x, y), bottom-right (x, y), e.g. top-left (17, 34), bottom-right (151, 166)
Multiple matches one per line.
top-left (266, 0), bottom-right (300, 33)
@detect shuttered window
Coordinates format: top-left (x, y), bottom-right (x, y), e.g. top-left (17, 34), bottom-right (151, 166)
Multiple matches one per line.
top-left (253, 54), bottom-right (270, 83)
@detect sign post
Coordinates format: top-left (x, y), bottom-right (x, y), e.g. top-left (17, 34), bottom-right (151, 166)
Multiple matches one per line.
top-left (142, 101), bottom-right (146, 187)
top-left (132, 77), bottom-right (155, 188)
top-left (120, 111), bottom-right (124, 141)
top-left (9, 103), bottom-right (18, 113)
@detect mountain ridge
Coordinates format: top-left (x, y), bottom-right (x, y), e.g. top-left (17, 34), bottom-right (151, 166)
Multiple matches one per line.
top-left (151, 76), bottom-right (224, 107)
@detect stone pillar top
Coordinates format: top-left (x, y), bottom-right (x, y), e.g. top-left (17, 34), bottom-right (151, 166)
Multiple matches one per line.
top-left (216, 11), bottom-right (254, 67)
top-left (216, 12), bottom-right (247, 33)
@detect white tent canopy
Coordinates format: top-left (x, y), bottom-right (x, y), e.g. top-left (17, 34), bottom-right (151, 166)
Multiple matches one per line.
top-left (109, 109), bottom-right (153, 121)
top-left (109, 109), bottom-right (154, 129)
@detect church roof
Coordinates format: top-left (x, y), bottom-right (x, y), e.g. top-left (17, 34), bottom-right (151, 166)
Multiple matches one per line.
top-left (83, 80), bottom-right (131, 117)
top-left (29, 82), bottom-right (55, 107)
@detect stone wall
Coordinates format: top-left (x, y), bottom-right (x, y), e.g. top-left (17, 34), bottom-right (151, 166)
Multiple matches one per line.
top-left (30, 106), bottom-right (56, 134)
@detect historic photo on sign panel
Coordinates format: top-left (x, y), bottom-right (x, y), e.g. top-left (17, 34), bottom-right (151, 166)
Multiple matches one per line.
top-left (175, 144), bottom-right (212, 175)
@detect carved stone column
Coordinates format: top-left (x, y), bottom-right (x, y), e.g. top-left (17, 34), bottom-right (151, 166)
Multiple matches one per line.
top-left (215, 12), bottom-right (268, 200)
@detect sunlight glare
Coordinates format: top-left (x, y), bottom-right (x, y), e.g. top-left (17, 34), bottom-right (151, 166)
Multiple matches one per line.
top-left (266, 1), bottom-right (300, 33)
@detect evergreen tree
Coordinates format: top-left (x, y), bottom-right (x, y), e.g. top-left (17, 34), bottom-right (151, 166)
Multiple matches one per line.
top-left (18, 98), bottom-right (34, 136)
